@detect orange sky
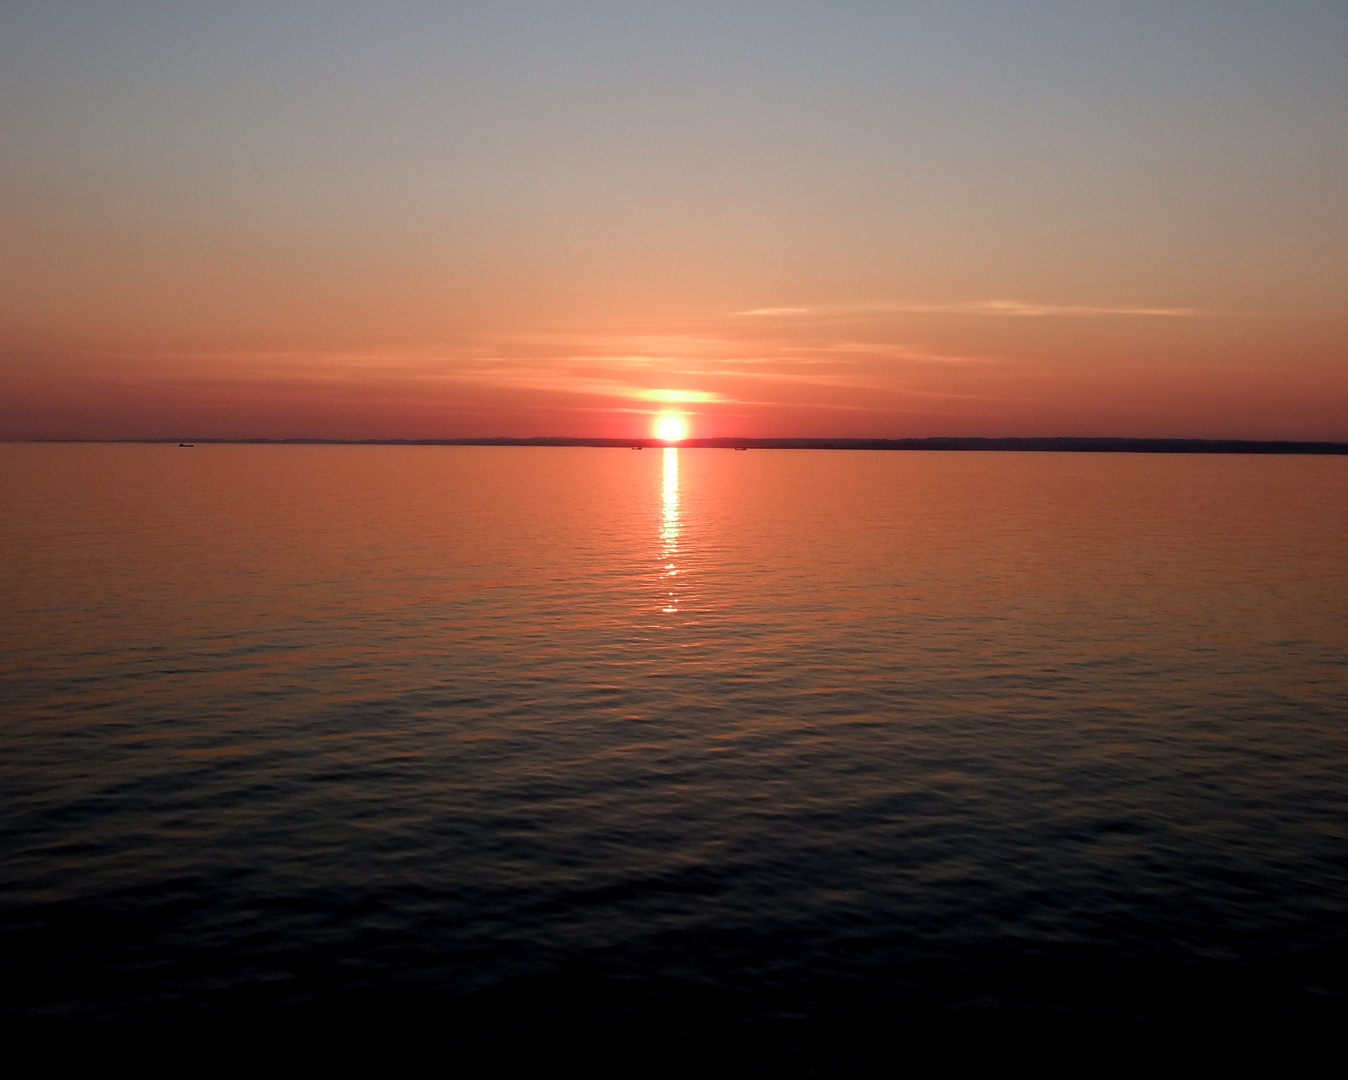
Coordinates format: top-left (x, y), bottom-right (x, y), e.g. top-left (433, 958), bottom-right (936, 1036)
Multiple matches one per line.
top-left (3, 2), bottom-right (1346, 441)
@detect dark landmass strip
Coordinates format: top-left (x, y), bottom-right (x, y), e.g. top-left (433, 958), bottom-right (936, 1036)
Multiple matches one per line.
top-left (119, 436), bottom-right (1348, 454)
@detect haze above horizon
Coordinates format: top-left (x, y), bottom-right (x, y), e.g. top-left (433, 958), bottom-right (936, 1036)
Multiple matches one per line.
top-left (3, 2), bottom-right (1346, 442)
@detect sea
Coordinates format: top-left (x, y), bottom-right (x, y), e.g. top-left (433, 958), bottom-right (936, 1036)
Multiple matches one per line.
top-left (2, 444), bottom-right (1346, 1065)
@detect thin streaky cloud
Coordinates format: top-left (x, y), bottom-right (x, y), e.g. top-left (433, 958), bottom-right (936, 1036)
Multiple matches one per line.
top-left (962, 300), bottom-right (1200, 317)
top-left (737, 300), bottom-right (1202, 318)
top-left (807, 342), bottom-right (1000, 363)
top-left (430, 355), bottom-right (1012, 407)
top-left (425, 364), bottom-right (739, 405)
top-left (663, 366), bottom-right (1019, 402)
top-left (630, 388), bottom-right (727, 403)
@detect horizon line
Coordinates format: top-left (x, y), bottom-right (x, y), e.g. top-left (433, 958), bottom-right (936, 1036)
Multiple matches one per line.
top-left (12, 436), bottom-right (1348, 455)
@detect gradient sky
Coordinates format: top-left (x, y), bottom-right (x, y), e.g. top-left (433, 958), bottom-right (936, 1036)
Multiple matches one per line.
top-left (3, 1), bottom-right (1346, 440)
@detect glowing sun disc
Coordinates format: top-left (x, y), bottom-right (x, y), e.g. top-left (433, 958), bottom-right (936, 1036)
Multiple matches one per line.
top-left (655, 412), bottom-right (688, 442)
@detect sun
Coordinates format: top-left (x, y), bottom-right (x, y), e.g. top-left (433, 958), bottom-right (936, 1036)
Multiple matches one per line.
top-left (654, 412), bottom-right (688, 442)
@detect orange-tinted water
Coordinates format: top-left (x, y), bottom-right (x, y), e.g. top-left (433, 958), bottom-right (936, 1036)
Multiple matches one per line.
top-left (2, 445), bottom-right (1346, 1057)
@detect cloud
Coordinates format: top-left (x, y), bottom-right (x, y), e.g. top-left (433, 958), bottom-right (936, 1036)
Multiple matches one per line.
top-left (737, 299), bottom-right (1201, 318)
top-left (631, 388), bottom-right (729, 403)
top-left (807, 342), bottom-right (997, 363)
top-left (955, 300), bottom-right (1199, 317)
top-left (423, 361), bottom-right (739, 406)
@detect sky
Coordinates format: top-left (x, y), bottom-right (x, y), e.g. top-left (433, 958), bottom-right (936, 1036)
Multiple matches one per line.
top-left (2, 1), bottom-right (1346, 441)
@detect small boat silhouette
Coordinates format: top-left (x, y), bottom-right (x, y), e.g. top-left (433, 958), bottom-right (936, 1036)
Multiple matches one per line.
top-left (179, 443), bottom-right (194, 448)
top-left (631, 445), bottom-right (643, 450)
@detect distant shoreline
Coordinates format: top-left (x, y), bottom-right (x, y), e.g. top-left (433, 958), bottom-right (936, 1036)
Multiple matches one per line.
top-left (19, 437), bottom-right (1348, 454)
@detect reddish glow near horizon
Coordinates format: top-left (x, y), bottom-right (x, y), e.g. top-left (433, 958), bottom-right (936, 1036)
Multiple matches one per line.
top-left (655, 412), bottom-right (688, 442)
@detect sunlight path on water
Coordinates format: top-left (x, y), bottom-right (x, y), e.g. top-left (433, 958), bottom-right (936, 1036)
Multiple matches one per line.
top-left (660, 447), bottom-right (679, 614)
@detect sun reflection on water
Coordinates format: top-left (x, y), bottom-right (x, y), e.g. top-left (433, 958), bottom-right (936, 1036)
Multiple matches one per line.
top-left (660, 447), bottom-right (679, 613)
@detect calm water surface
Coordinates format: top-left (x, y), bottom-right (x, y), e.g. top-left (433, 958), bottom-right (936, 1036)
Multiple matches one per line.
top-left (2, 446), bottom-right (1346, 1060)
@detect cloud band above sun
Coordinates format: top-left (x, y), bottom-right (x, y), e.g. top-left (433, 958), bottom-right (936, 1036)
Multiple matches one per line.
top-left (631, 388), bottom-right (729, 403)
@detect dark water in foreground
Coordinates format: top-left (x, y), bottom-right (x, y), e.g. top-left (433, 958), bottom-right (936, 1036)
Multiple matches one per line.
top-left (2, 445), bottom-right (1346, 1062)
